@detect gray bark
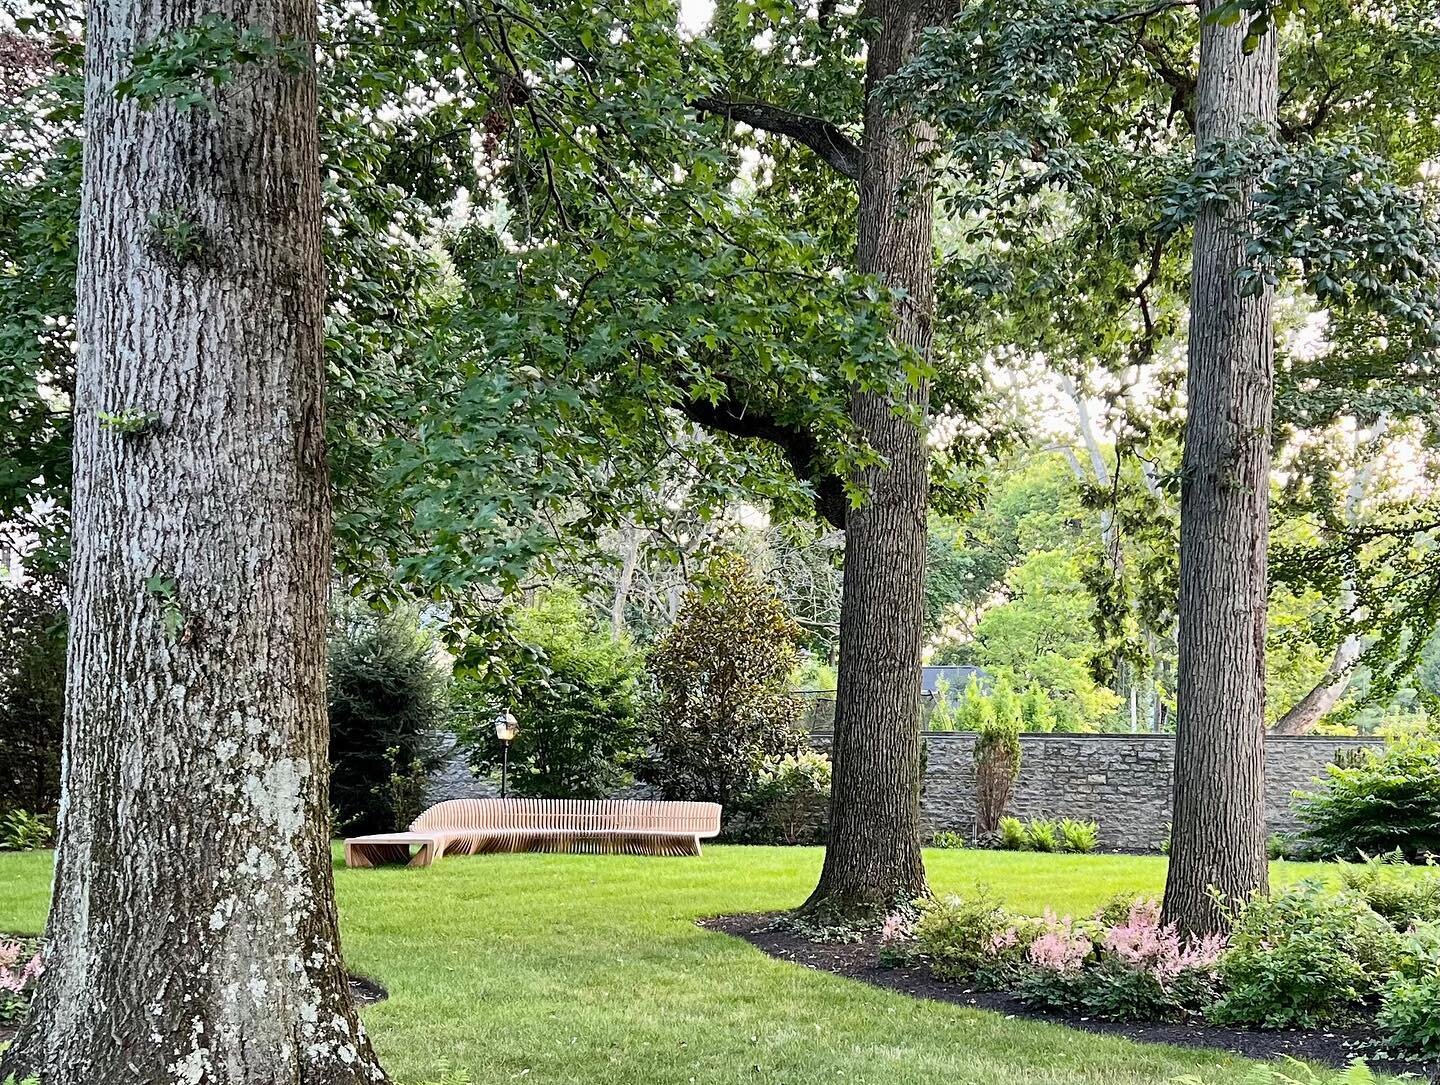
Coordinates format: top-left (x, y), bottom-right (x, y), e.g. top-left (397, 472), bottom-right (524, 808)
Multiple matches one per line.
top-left (1268, 632), bottom-right (1362, 736)
top-left (804, 0), bottom-right (939, 915)
top-left (0, 1), bottom-right (387, 1082)
top-left (1162, 0), bottom-right (1278, 936)
top-left (609, 526), bottom-right (641, 639)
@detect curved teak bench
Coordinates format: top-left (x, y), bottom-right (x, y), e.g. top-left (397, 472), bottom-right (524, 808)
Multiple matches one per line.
top-left (344, 798), bottom-right (723, 867)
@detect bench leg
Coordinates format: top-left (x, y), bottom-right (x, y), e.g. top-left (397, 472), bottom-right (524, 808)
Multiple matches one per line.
top-left (347, 842), bottom-right (415, 867)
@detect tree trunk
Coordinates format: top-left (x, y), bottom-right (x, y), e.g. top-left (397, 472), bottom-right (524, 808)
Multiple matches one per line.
top-left (1269, 626), bottom-right (1361, 735)
top-left (1162, 1), bottom-right (1278, 937)
top-left (610, 526), bottom-right (641, 639)
top-left (803, 0), bottom-right (937, 917)
top-left (0, 1), bottom-right (388, 1082)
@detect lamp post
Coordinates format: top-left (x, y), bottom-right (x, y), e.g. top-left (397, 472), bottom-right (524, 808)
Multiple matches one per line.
top-left (494, 711), bottom-right (518, 798)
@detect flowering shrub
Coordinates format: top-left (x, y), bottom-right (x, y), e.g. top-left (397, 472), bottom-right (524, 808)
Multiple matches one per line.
top-left (1211, 881), bottom-right (1401, 1028)
top-left (906, 881), bottom-right (1440, 1029)
top-left (738, 751), bottom-right (831, 845)
top-left (876, 909), bottom-right (920, 967)
top-left (1083, 900), bottom-right (1222, 1021)
top-left (1027, 910), bottom-right (1092, 972)
top-left (879, 911), bottom-right (913, 945)
top-left (0, 937), bottom-right (43, 1024)
top-left (914, 888), bottom-right (1035, 987)
top-left (1103, 900), bottom-right (1225, 978)
top-left (1014, 900), bottom-right (1223, 1021)
top-left (1013, 910), bottom-right (1094, 1010)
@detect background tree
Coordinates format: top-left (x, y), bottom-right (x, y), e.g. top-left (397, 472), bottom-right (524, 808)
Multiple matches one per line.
top-left (5, 0), bottom-right (969, 922)
top-left (799, 0), bottom-right (947, 918)
top-left (1163, 0), bottom-right (1279, 936)
top-left (459, 588), bottom-right (646, 798)
top-left (328, 601), bottom-right (449, 833)
top-left (643, 553), bottom-right (804, 809)
top-left (890, 0), bottom-right (1440, 920)
top-left (0, 577), bottom-right (65, 818)
top-left (0, 0), bottom-right (387, 1079)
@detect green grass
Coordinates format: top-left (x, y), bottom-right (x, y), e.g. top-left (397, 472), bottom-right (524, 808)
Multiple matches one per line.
top-left (0, 847), bottom-right (1339, 1085)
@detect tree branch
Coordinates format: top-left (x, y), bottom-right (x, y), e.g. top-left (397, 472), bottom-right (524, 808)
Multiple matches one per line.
top-left (678, 395), bottom-right (848, 529)
top-left (1137, 38), bottom-right (1196, 130)
top-left (694, 96), bottom-right (862, 181)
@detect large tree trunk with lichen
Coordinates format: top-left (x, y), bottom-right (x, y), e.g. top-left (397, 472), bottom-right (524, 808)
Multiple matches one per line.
top-left (1162, 0), bottom-right (1278, 938)
top-left (803, 0), bottom-right (936, 917)
top-left (0, 1), bottom-right (388, 1082)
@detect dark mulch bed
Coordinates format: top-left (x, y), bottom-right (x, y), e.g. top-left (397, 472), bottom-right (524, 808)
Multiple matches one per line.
top-left (350, 973), bottom-right (388, 1006)
top-left (703, 912), bottom-right (1440, 1078)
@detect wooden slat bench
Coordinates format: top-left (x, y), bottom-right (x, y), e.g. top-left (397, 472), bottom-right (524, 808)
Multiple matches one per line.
top-left (343, 798), bottom-right (723, 867)
top-left (343, 832), bottom-right (445, 868)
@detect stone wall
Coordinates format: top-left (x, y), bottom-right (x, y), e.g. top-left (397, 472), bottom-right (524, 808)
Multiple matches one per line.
top-left (427, 729), bottom-right (1382, 851)
top-left (426, 733), bottom-right (499, 803)
top-left (873, 731), bottom-right (1379, 851)
top-left (424, 733), bottom-right (658, 805)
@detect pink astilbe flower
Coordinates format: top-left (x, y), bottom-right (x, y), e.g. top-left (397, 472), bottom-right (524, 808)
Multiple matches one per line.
top-left (0, 942), bottom-right (44, 998)
top-left (880, 912), bottom-right (911, 944)
top-left (1103, 899), bottom-right (1225, 979)
top-left (986, 926), bottom-right (1021, 955)
top-left (1027, 910), bottom-right (1091, 973)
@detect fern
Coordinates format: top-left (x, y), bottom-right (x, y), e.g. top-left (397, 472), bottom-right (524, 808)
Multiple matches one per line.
top-left (1172, 1057), bottom-right (1375, 1085)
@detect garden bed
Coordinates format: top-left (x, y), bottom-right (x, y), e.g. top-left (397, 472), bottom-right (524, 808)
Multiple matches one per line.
top-left (704, 912), bottom-right (1433, 1074)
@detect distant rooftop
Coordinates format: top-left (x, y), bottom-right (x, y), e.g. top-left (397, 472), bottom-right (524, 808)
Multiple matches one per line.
top-left (921, 665), bottom-right (989, 699)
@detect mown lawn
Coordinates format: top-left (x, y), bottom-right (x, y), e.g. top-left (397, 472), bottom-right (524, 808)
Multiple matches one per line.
top-left (0, 847), bottom-right (1338, 1085)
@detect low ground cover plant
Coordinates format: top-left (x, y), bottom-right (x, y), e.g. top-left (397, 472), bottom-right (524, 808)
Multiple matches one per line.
top-left (994, 815), bottom-right (1098, 854)
top-left (903, 875), bottom-right (1440, 1051)
top-left (0, 811), bottom-right (51, 852)
top-left (1296, 730), bottom-right (1440, 861)
top-left (1339, 854), bottom-right (1440, 926)
top-left (0, 937), bottom-right (43, 1025)
top-left (1058, 818), bottom-right (1099, 853)
top-left (1176, 1057), bottom-right (1379, 1085)
top-left (1210, 882), bottom-right (1399, 1028)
